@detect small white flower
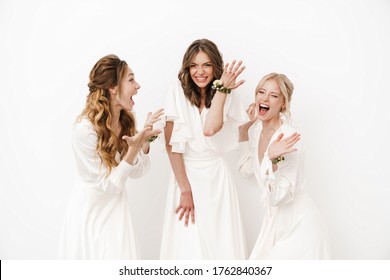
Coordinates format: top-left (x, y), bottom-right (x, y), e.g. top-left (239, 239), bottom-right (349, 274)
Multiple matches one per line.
top-left (213, 79), bottom-right (223, 87)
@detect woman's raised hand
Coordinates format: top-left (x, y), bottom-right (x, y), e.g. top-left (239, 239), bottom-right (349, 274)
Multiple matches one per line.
top-left (220, 60), bottom-right (246, 90)
top-left (143, 108), bottom-right (164, 130)
top-left (122, 108), bottom-right (164, 147)
top-left (268, 132), bottom-right (301, 161)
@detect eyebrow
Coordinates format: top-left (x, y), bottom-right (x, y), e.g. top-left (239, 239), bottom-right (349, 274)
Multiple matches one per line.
top-left (190, 61), bottom-right (212, 65)
top-left (128, 73), bottom-right (134, 77)
top-left (258, 89), bottom-right (280, 95)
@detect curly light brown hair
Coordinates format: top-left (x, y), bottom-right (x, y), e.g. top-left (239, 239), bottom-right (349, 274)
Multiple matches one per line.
top-left (78, 54), bottom-right (136, 174)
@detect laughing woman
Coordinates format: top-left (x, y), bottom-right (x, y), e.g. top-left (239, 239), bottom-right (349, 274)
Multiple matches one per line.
top-left (58, 54), bottom-right (163, 259)
top-left (238, 73), bottom-right (330, 259)
top-left (160, 39), bottom-right (248, 259)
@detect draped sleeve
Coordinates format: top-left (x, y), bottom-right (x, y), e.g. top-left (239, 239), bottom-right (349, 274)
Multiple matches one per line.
top-left (72, 118), bottom-right (150, 194)
top-left (238, 141), bottom-right (255, 179)
top-left (237, 123), bottom-right (259, 179)
top-left (209, 90), bottom-right (248, 153)
top-left (259, 129), bottom-right (303, 207)
top-left (163, 82), bottom-right (193, 153)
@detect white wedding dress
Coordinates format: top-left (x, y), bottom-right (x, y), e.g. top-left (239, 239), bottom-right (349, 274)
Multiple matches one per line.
top-left (238, 121), bottom-right (330, 259)
top-left (58, 117), bottom-right (150, 259)
top-left (160, 82), bottom-right (248, 259)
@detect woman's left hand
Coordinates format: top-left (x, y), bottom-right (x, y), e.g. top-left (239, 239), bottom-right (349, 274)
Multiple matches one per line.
top-left (122, 108), bottom-right (164, 148)
top-left (268, 132), bottom-right (301, 161)
top-left (143, 108), bottom-right (164, 130)
top-left (122, 127), bottom-right (161, 148)
top-left (220, 60), bottom-right (246, 90)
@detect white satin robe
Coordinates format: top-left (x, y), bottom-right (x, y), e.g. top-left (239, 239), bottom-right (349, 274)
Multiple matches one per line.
top-left (58, 118), bottom-right (150, 259)
top-left (238, 121), bottom-right (330, 259)
top-left (159, 82), bottom-right (248, 259)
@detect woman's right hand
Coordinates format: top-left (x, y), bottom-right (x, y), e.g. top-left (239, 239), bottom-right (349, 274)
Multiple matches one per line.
top-left (176, 188), bottom-right (195, 226)
top-left (238, 103), bottom-right (257, 142)
top-left (246, 103), bottom-right (256, 121)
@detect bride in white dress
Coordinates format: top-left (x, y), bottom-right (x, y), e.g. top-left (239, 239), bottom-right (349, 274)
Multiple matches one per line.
top-left (58, 54), bottom-right (163, 259)
top-left (238, 73), bottom-right (330, 259)
top-left (159, 39), bottom-right (248, 259)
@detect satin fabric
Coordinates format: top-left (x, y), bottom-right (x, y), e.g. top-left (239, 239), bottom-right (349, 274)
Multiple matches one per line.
top-left (238, 121), bottom-right (330, 259)
top-left (160, 82), bottom-right (248, 259)
top-left (58, 118), bottom-right (150, 259)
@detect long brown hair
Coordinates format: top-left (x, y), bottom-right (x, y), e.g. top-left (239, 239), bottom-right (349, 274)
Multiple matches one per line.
top-left (178, 39), bottom-right (223, 108)
top-left (78, 54), bottom-right (136, 174)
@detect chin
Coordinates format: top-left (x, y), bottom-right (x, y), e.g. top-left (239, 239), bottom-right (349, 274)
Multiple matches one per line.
top-left (195, 83), bottom-right (208, 89)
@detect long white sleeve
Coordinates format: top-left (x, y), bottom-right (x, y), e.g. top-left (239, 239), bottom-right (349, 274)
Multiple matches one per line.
top-left (238, 141), bottom-right (255, 179)
top-left (260, 142), bottom-right (302, 207)
top-left (72, 119), bottom-right (150, 194)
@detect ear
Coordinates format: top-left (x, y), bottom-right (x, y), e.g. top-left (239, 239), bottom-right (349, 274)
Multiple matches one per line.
top-left (108, 85), bottom-right (118, 95)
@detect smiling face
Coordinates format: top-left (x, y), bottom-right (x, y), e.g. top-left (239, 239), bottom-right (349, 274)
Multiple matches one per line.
top-left (255, 78), bottom-right (285, 122)
top-left (189, 51), bottom-right (214, 91)
top-left (111, 66), bottom-right (140, 112)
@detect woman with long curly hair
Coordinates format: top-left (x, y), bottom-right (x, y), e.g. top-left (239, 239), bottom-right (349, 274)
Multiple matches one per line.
top-left (58, 54), bottom-right (163, 259)
top-left (160, 39), bottom-right (248, 259)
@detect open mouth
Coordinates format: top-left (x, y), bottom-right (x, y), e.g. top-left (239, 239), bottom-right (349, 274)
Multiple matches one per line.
top-left (259, 104), bottom-right (269, 115)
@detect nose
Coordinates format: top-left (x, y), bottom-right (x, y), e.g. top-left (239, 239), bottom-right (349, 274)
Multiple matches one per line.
top-left (257, 94), bottom-right (267, 104)
top-left (197, 65), bottom-right (205, 75)
top-left (136, 82), bottom-right (141, 89)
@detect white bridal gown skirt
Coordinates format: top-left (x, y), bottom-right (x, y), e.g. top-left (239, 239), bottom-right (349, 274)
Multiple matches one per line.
top-left (160, 155), bottom-right (247, 260)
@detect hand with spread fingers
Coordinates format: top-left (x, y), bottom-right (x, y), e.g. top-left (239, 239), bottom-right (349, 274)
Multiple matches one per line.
top-left (268, 132), bottom-right (301, 161)
top-left (122, 108), bottom-right (164, 148)
top-left (144, 108), bottom-right (164, 130)
top-left (219, 60), bottom-right (246, 91)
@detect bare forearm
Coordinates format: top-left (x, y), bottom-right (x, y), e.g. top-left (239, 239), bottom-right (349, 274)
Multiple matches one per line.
top-left (141, 142), bottom-right (150, 154)
top-left (166, 147), bottom-right (191, 192)
top-left (239, 127), bottom-right (249, 142)
top-left (239, 120), bottom-right (256, 142)
top-left (204, 91), bottom-right (227, 136)
top-left (164, 121), bottom-right (191, 191)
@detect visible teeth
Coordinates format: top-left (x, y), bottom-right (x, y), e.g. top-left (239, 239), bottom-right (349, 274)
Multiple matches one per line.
top-left (260, 104), bottom-right (269, 109)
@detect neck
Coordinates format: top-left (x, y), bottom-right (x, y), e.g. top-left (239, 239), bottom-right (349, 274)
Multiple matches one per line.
top-left (261, 117), bottom-right (281, 136)
top-left (200, 88), bottom-right (207, 98)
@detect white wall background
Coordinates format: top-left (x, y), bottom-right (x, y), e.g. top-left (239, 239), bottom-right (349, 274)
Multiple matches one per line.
top-left (0, 0), bottom-right (389, 260)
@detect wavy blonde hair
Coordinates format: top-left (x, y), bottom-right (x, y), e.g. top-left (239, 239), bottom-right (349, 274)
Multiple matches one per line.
top-left (178, 38), bottom-right (223, 108)
top-left (255, 72), bottom-right (294, 119)
top-left (78, 54), bottom-right (136, 174)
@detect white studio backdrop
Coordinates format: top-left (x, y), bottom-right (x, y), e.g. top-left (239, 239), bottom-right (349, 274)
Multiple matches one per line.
top-left (0, 0), bottom-right (389, 259)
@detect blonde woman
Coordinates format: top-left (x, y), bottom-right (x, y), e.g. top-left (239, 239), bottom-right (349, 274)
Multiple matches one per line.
top-left (58, 54), bottom-right (163, 259)
top-left (238, 73), bottom-right (330, 259)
